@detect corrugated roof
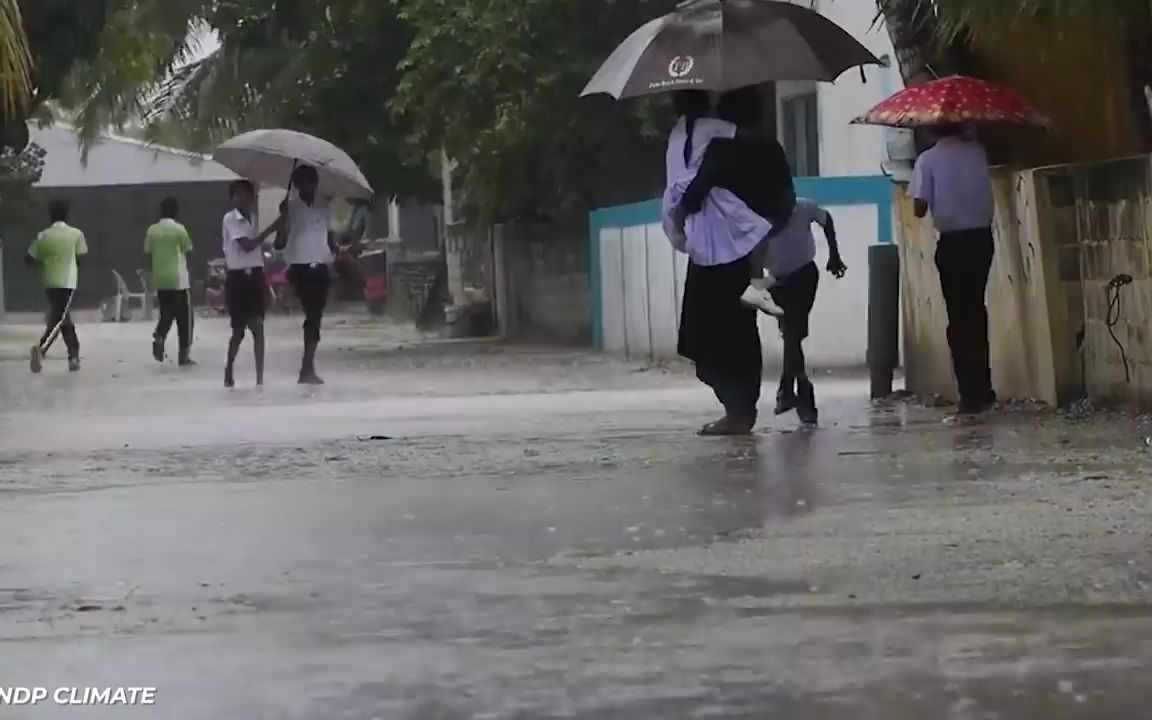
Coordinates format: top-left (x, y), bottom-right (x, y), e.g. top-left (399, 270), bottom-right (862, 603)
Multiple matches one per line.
top-left (31, 124), bottom-right (238, 188)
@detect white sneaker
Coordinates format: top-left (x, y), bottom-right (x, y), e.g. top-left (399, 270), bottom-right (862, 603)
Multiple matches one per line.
top-left (740, 286), bottom-right (784, 316)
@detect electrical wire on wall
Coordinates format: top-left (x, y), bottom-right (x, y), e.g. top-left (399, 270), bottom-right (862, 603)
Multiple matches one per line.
top-left (1106, 273), bottom-right (1134, 383)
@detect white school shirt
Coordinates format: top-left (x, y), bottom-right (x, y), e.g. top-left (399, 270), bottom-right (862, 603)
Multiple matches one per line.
top-left (765, 200), bottom-right (830, 278)
top-left (909, 136), bottom-right (994, 233)
top-left (283, 194), bottom-right (334, 266)
top-left (221, 209), bottom-right (265, 270)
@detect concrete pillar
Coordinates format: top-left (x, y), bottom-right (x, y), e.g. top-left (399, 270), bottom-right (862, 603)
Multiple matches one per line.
top-left (492, 224), bottom-right (514, 338)
top-left (868, 244), bottom-right (901, 399)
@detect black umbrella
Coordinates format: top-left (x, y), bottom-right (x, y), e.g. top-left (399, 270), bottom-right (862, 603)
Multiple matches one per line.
top-left (581, 0), bottom-right (881, 99)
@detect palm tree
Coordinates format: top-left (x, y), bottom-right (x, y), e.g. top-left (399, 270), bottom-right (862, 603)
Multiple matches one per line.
top-left (932, 0), bottom-right (1130, 37)
top-left (54, 0), bottom-right (217, 145)
top-left (58, 0), bottom-right (323, 150)
top-left (875, 0), bottom-right (940, 86)
top-left (924, 0), bottom-right (1152, 148)
top-left (0, 0), bottom-right (32, 119)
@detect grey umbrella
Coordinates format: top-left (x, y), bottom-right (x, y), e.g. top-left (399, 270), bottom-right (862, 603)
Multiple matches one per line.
top-left (214, 129), bottom-right (373, 199)
top-left (581, 0), bottom-right (881, 99)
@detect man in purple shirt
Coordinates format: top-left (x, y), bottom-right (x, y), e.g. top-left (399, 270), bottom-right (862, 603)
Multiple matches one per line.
top-left (911, 124), bottom-right (997, 415)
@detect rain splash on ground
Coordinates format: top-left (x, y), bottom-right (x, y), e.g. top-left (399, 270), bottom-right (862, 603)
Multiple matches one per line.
top-left (1, 316), bottom-right (1151, 718)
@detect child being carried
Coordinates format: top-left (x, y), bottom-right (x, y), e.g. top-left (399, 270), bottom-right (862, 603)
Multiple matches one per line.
top-left (661, 90), bottom-right (789, 315)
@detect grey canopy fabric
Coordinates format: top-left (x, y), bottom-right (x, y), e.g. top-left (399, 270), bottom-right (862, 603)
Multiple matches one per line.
top-left (214, 129), bottom-right (373, 199)
top-left (581, 0), bottom-right (881, 99)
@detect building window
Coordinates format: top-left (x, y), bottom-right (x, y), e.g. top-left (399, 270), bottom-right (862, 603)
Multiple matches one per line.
top-left (780, 91), bottom-right (820, 177)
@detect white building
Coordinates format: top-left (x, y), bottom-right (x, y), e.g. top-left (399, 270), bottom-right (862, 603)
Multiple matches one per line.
top-left (591, 3), bottom-right (907, 370)
top-left (31, 124), bottom-right (239, 188)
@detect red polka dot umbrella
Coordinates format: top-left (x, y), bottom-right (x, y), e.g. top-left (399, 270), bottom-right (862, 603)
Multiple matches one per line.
top-left (852, 75), bottom-right (1051, 128)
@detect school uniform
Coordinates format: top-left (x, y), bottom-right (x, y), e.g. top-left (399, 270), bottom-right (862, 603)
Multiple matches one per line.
top-left (221, 208), bottom-right (267, 330)
top-left (27, 221), bottom-right (87, 366)
top-left (765, 200), bottom-right (829, 343)
top-left (282, 193), bottom-right (334, 380)
top-left (910, 136), bottom-right (996, 410)
top-left (676, 131), bottom-right (796, 428)
top-left (145, 218), bottom-right (194, 359)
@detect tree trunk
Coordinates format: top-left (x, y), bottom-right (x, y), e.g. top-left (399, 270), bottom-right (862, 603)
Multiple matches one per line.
top-left (876, 0), bottom-right (974, 152)
top-left (876, 0), bottom-right (940, 87)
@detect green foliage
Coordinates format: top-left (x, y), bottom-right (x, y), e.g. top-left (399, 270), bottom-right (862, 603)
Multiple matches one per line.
top-left (1, 0), bottom-right (108, 148)
top-left (137, 0), bottom-right (438, 201)
top-left (21, 0), bottom-right (116, 105)
top-left (0, 141), bottom-right (44, 230)
top-left (394, 0), bottom-right (677, 222)
top-left (931, 0), bottom-right (1146, 41)
top-left (54, 0), bottom-right (212, 148)
top-left (36, 0), bottom-right (695, 219)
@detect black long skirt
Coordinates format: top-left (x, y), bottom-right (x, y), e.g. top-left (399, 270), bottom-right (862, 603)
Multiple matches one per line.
top-left (678, 256), bottom-right (763, 422)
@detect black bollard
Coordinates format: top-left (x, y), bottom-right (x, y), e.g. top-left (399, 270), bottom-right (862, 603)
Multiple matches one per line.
top-left (867, 244), bottom-right (900, 400)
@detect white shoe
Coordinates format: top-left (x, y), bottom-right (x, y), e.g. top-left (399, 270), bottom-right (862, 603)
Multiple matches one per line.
top-left (740, 286), bottom-right (784, 316)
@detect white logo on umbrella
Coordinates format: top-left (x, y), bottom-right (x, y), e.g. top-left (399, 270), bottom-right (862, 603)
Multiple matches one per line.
top-left (668, 56), bottom-right (695, 79)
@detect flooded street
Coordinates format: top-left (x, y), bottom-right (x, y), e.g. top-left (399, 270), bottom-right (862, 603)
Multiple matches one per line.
top-left (2, 317), bottom-right (1152, 719)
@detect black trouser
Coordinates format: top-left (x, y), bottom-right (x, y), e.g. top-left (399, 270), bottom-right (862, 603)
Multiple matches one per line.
top-left (288, 264), bottom-right (331, 346)
top-left (155, 289), bottom-right (193, 352)
top-left (935, 228), bottom-right (995, 406)
top-left (41, 288), bottom-right (79, 358)
top-left (678, 258), bottom-right (764, 425)
top-left (696, 363), bottom-right (761, 424)
top-left (226, 268), bottom-right (267, 333)
top-left (769, 262), bottom-right (820, 395)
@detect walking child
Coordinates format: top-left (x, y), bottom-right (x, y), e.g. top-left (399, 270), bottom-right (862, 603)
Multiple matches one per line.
top-left (26, 199), bottom-right (86, 374)
top-left (276, 164), bottom-right (335, 385)
top-left (145, 197), bottom-right (196, 366)
top-left (223, 180), bottom-right (280, 388)
top-left (761, 199), bottom-right (846, 425)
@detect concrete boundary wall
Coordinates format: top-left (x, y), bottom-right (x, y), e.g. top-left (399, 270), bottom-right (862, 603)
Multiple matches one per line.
top-left (588, 175), bottom-right (894, 370)
top-left (898, 155), bottom-right (1152, 408)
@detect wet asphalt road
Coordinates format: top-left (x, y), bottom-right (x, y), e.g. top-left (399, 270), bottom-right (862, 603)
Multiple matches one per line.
top-left (2, 317), bottom-right (1152, 719)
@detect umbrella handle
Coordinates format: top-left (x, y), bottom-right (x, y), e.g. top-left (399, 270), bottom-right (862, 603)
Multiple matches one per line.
top-left (278, 159), bottom-right (299, 220)
top-left (284, 159), bottom-right (299, 203)
top-left (273, 160), bottom-right (300, 252)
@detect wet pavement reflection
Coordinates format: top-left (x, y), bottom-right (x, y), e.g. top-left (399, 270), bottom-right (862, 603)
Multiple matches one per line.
top-left (2, 319), bottom-right (1152, 718)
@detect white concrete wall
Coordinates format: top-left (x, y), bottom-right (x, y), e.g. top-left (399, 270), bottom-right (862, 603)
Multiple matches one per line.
top-left (593, 5), bottom-right (904, 370)
top-left (598, 211), bottom-right (873, 370)
top-left (813, 0), bottom-right (903, 178)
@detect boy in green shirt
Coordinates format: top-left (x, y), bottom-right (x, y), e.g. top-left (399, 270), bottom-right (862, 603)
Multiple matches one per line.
top-left (26, 199), bottom-right (87, 373)
top-left (145, 197), bottom-right (196, 366)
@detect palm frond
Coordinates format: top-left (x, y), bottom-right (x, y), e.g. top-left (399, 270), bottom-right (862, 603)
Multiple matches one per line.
top-left (56, 0), bottom-right (213, 150)
top-left (0, 0), bottom-right (32, 118)
top-left (933, 0), bottom-right (1132, 41)
top-left (139, 39), bottom-right (312, 152)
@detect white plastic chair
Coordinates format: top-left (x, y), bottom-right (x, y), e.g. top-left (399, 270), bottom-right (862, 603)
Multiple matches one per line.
top-left (136, 268), bottom-right (155, 320)
top-left (111, 269), bottom-right (147, 322)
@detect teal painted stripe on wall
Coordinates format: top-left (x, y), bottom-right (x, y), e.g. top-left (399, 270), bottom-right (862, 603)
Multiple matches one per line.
top-left (794, 174), bottom-right (894, 247)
